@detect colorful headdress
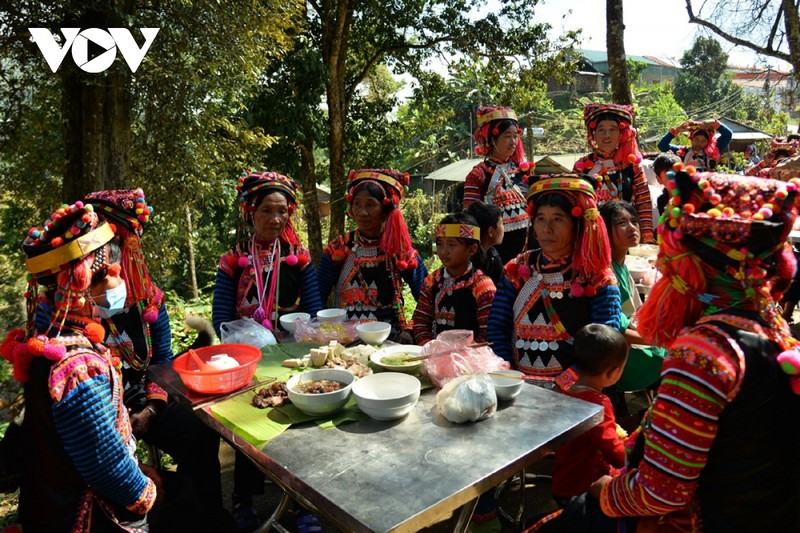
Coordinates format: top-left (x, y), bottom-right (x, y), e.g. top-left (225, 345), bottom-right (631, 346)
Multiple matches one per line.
top-left (3, 202), bottom-right (115, 382)
top-left (525, 174), bottom-right (613, 295)
top-left (346, 168), bottom-right (417, 269)
top-left (686, 120), bottom-right (722, 161)
top-left (236, 171), bottom-right (302, 246)
top-left (768, 137), bottom-right (799, 158)
top-left (580, 103), bottom-right (642, 170)
top-left (637, 168), bottom-right (800, 349)
top-left (84, 189), bottom-right (163, 322)
top-left (473, 106), bottom-right (526, 165)
top-left (435, 223), bottom-right (480, 240)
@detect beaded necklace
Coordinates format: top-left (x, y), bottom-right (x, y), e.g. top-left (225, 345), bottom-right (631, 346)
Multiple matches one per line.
top-left (250, 236), bottom-right (280, 330)
top-left (104, 307), bottom-right (152, 372)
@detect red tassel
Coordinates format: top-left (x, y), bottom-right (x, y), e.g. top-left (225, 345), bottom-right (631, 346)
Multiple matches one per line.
top-left (380, 208), bottom-right (413, 265)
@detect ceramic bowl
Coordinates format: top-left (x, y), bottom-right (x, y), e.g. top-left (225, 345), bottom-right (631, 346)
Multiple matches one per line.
top-left (286, 368), bottom-right (355, 416)
top-left (317, 308), bottom-right (347, 324)
top-left (352, 372), bottom-right (421, 420)
top-left (279, 312), bottom-right (311, 333)
top-left (355, 322), bottom-right (392, 345)
top-left (490, 370), bottom-right (525, 400)
top-left (370, 345), bottom-right (423, 373)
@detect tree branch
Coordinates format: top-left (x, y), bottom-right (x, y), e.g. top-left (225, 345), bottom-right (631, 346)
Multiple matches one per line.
top-left (685, 0), bottom-right (791, 62)
top-left (766, 3), bottom-right (784, 50)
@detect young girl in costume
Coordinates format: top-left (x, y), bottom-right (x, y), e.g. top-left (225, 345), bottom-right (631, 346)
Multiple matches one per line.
top-left (317, 168), bottom-right (427, 344)
top-left (658, 118), bottom-right (732, 171)
top-left (412, 212), bottom-right (496, 345)
top-left (573, 103), bottom-right (654, 243)
top-left (465, 200), bottom-right (505, 285)
top-left (463, 106), bottom-right (532, 263)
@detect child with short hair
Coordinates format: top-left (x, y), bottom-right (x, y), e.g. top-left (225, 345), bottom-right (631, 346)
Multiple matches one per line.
top-left (550, 323), bottom-right (629, 506)
top-left (652, 152), bottom-right (681, 217)
top-left (412, 212), bottom-right (496, 345)
top-left (465, 200), bottom-right (505, 285)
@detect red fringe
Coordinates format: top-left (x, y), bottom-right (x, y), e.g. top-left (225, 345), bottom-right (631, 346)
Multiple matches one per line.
top-left (571, 194), bottom-right (613, 287)
top-left (380, 208), bottom-right (413, 263)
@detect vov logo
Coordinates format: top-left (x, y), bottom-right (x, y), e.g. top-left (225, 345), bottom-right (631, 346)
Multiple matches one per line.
top-left (28, 28), bottom-right (159, 73)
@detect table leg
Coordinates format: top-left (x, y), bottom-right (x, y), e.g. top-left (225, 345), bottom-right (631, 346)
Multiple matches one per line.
top-left (254, 490), bottom-right (291, 533)
top-left (452, 497), bottom-right (480, 533)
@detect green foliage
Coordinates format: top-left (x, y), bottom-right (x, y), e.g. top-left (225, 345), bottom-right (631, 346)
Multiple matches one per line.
top-left (401, 189), bottom-right (450, 260)
top-left (627, 59), bottom-right (648, 86)
top-left (673, 36), bottom-right (737, 114)
top-left (164, 290), bottom-right (215, 354)
top-left (635, 84), bottom-right (689, 144)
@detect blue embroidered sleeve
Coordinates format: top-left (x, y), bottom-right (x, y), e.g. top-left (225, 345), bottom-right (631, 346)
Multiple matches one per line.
top-left (149, 303), bottom-right (173, 364)
top-left (52, 375), bottom-right (150, 508)
top-left (299, 263), bottom-right (323, 316)
top-left (486, 277), bottom-right (517, 363)
top-left (316, 253), bottom-right (338, 308)
top-left (402, 259), bottom-right (428, 300)
top-left (590, 284), bottom-right (622, 330)
top-left (212, 268), bottom-right (237, 338)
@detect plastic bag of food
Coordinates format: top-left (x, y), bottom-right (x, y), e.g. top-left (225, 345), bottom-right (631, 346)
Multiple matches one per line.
top-left (219, 317), bottom-right (277, 347)
top-left (436, 371), bottom-right (497, 423)
top-left (422, 330), bottom-right (510, 388)
top-left (293, 318), bottom-right (357, 345)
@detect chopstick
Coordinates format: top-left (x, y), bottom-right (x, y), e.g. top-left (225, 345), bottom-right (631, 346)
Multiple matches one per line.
top-left (192, 377), bottom-right (277, 411)
top-left (487, 372), bottom-right (526, 380)
top-left (404, 342), bottom-right (493, 362)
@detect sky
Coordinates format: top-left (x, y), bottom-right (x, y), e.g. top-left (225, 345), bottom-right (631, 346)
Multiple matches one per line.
top-left (532, 0), bottom-right (791, 71)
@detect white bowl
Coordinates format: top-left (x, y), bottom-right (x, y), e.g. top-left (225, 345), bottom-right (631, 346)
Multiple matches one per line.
top-left (279, 312), bottom-right (311, 333)
top-left (286, 368), bottom-right (355, 416)
top-left (490, 370), bottom-right (525, 400)
top-left (370, 345), bottom-right (423, 373)
top-left (317, 308), bottom-right (347, 324)
top-left (355, 322), bottom-right (391, 345)
top-left (352, 372), bottom-right (421, 420)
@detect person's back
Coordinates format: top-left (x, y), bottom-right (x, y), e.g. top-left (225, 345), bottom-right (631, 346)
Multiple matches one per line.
top-left (550, 324), bottom-right (629, 503)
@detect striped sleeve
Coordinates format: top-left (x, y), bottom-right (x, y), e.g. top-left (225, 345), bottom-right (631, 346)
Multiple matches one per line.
top-left (486, 276), bottom-right (517, 363)
top-left (298, 261), bottom-right (323, 316)
top-left (631, 168), bottom-right (654, 244)
top-left (463, 165), bottom-right (485, 207)
top-left (316, 252), bottom-right (339, 308)
top-left (149, 302), bottom-right (174, 364)
top-left (473, 274), bottom-right (496, 343)
top-left (50, 354), bottom-right (156, 513)
top-left (590, 284), bottom-right (621, 331)
top-left (600, 326), bottom-right (741, 517)
top-left (212, 267), bottom-right (238, 338)
top-left (412, 273), bottom-right (437, 345)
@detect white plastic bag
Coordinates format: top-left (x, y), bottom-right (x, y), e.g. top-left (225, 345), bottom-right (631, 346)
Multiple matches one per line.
top-left (219, 317), bottom-right (276, 347)
top-left (436, 372), bottom-right (497, 423)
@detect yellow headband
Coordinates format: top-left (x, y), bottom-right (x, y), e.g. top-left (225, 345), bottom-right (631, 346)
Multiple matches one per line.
top-left (527, 176), bottom-right (596, 202)
top-left (435, 223), bottom-right (480, 240)
top-left (25, 223), bottom-right (114, 275)
top-left (350, 171), bottom-right (406, 200)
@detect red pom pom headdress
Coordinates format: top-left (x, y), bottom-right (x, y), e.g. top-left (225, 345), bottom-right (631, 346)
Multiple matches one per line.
top-left (84, 188), bottom-right (163, 322)
top-left (583, 103), bottom-right (642, 168)
top-left (526, 174), bottom-right (613, 293)
top-left (473, 106), bottom-right (526, 165)
top-left (347, 168), bottom-right (415, 266)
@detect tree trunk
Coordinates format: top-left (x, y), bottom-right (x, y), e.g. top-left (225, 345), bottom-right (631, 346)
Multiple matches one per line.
top-left (783, 0), bottom-right (800, 82)
top-left (299, 120), bottom-right (323, 265)
top-left (321, 0), bottom-right (354, 242)
top-left (606, 0), bottom-right (632, 105)
top-left (185, 205), bottom-right (199, 300)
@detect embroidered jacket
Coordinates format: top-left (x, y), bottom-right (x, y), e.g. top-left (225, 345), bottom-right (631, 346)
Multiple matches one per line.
top-left (463, 159), bottom-right (530, 234)
top-left (412, 265), bottom-right (496, 345)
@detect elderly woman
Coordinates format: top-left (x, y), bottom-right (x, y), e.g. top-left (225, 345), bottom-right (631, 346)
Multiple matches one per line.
top-left (486, 175), bottom-right (621, 384)
top-left (317, 168), bottom-right (427, 344)
top-left (599, 200), bottom-right (664, 394)
top-left (212, 171), bottom-right (322, 530)
top-left (574, 104), bottom-right (654, 244)
top-left (528, 172), bottom-right (800, 532)
top-left (463, 106), bottom-right (531, 263)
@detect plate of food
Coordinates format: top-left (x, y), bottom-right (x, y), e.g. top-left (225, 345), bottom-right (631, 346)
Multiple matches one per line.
top-left (370, 344), bottom-right (423, 373)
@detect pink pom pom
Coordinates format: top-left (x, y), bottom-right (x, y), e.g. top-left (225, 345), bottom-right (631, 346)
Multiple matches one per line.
top-left (142, 306), bottom-right (159, 324)
top-left (517, 265), bottom-right (531, 279)
top-left (778, 350), bottom-right (800, 375)
top-left (42, 342), bottom-right (66, 361)
top-left (262, 319), bottom-right (273, 330)
top-left (285, 254), bottom-right (298, 266)
top-left (575, 160), bottom-right (586, 171)
top-left (237, 255), bottom-right (250, 268)
top-left (570, 283), bottom-right (584, 297)
top-left (519, 161), bottom-right (531, 172)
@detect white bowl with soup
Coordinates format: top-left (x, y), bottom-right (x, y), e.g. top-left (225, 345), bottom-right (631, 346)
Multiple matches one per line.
top-left (370, 345), bottom-right (423, 373)
top-left (286, 368), bottom-right (355, 416)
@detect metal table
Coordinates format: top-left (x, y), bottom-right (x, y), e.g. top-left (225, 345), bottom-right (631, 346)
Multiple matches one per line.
top-left (149, 362), bottom-right (602, 532)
